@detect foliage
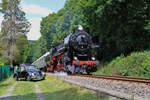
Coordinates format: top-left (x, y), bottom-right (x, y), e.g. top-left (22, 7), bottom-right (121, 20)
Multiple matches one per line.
top-left (25, 40), bottom-right (46, 63)
top-left (95, 51), bottom-right (150, 78)
top-left (14, 34), bottom-right (29, 63)
top-left (0, 56), bottom-right (4, 66)
top-left (80, 0), bottom-right (150, 60)
top-left (40, 0), bottom-right (86, 47)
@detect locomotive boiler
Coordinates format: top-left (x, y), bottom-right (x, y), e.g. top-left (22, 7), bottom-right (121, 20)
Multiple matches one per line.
top-left (47, 25), bottom-right (99, 74)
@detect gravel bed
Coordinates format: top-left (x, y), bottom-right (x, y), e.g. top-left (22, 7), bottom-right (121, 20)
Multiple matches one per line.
top-left (48, 73), bottom-right (150, 100)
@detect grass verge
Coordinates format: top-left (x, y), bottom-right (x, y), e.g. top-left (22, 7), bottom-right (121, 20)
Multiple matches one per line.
top-left (95, 51), bottom-right (150, 78)
top-left (0, 77), bottom-right (15, 96)
top-left (12, 80), bottom-right (36, 100)
top-left (36, 76), bottom-right (109, 100)
top-left (0, 76), bottom-right (121, 100)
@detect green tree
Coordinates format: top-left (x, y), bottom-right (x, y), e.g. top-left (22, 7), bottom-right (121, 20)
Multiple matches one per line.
top-left (80, 0), bottom-right (150, 60)
top-left (15, 34), bottom-right (29, 64)
top-left (0, 0), bottom-right (30, 64)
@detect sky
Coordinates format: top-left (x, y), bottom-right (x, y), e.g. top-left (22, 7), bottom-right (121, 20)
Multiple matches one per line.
top-left (0, 0), bottom-right (66, 40)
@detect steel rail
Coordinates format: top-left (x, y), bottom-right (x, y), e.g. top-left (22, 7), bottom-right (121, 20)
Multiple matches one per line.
top-left (71, 74), bottom-right (150, 84)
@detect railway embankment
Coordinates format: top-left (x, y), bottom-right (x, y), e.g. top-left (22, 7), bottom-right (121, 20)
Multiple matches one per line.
top-left (48, 73), bottom-right (150, 100)
top-left (95, 51), bottom-right (150, 78)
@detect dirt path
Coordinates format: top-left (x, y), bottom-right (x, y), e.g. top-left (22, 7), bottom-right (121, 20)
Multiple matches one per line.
top-left (35, 84), bottom-right (45, 100)
top-left (0, 82), bottom-right (17, 100)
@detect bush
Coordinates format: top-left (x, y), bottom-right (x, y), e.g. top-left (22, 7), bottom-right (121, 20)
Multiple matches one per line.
top-left (95, 51), bottom-right (150, 78)
top-left (0, 57), bottom-right (4, 66)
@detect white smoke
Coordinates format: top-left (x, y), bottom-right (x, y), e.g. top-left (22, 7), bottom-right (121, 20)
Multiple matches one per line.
top-left (54, 71), bottom-right (68, 76)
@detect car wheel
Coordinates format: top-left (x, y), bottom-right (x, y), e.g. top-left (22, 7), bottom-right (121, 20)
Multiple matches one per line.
top-left (14, 75), bottom-right (19, 81)
top-left (26, 76), bottom-right (31, 81)
top-left (42, 77), bottom-right (45, 80)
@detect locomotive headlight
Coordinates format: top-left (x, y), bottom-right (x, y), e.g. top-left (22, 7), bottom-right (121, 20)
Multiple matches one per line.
top-left (74, 56), bottom-right (78, 60)
top-left (92, 57), bottom-right (95, 60)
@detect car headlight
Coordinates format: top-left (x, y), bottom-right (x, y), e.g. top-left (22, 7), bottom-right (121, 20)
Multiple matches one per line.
top-left (31, 73), bottom-right (35, 76)
top-left (92, 57), bottom-right (95, 60)
top-left (41, 71), bottom-right (45, 75)
top-left (74, 56), bottom-right (78, 60)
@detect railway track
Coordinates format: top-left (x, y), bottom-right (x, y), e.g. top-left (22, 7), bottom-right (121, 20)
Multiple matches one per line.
top-left (49, 73), bottom-right (150, 100)
top-left (72, 74), bottom-right (150, 84)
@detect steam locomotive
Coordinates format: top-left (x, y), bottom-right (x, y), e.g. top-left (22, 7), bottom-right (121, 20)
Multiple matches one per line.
top-left (47, 25), bottom-right (99, 74)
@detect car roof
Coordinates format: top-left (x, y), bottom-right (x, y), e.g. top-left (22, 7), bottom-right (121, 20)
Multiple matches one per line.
top-left (20, 64), bottom-right (35, 67)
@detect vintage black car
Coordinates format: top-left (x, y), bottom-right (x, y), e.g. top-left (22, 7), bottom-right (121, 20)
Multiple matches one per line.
top-left (14, 64), bottom-right (46, 81)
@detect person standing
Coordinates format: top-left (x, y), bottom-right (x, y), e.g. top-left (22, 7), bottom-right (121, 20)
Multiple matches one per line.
top-left (14, 65), bottom-right (18, 73)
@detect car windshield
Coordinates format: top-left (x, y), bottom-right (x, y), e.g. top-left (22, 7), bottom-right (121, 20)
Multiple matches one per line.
top-left (26, 65), bottom-right (36, 70)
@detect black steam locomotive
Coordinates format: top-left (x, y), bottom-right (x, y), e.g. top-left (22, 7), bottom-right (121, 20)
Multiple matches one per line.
top-left (47, 25), bottom-right (99, 74)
